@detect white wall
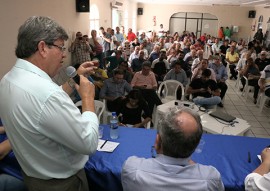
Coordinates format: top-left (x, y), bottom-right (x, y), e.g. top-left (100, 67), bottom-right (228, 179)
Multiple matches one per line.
top-left (136, 3), bottom-right (255, 41)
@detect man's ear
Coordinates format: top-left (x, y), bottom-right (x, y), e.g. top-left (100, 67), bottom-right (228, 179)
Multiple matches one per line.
top-left (37, 41), bottom-right (48, 58)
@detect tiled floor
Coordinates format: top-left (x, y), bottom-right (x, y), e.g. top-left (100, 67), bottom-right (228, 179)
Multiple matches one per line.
top-left (217, 78), bottom-right (270, 138)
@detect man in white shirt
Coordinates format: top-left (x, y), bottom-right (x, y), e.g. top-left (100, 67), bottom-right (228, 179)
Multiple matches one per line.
top-left (245, 147), bottom-right (270, 190)
top-left (0, 16), bottom-right (99, 191)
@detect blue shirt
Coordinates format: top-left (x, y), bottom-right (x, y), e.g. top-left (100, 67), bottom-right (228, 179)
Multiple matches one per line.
top-left (0, 59), bottom-right (99, 179)
top-left (99, 78), bottom-right (132, 98)
top-left (209, 62), bottom-right (228, 81)
top-left (122, 154), bottom-right (224, 191)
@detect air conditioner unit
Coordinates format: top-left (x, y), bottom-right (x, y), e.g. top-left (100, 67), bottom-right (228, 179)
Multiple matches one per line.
top-left (111, 0), bottom-right (123, 8)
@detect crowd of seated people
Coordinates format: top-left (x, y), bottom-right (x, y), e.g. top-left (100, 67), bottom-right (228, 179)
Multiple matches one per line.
top-left (69, 26), bottom-right (270, 124)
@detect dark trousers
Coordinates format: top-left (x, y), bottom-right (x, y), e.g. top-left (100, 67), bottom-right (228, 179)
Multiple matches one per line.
top-left (217, 81), bottom-right (228, 100)
top-left (241, 78), bottom-right (260, 99)
top-left (22, 169), bottom-right (89, 191)
top-left (229, 64), bottom-right (238, 78)
top-left (139, 89), bottom-right (162, 115)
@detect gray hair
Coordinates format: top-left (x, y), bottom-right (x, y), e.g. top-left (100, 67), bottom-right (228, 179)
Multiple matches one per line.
top-left (16, 16), bottom-right (68, 58)
top-left (157, 107), bottom-right (203, 158)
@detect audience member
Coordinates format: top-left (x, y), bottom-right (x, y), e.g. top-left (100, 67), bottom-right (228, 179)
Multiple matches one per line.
top-left (115, 61), bottom-right (133, 83)
top-left (258, 65), bottom-right (270, 101)
top-left (209, 55), bottom-right (228, 107)
top-left (131, 61), bottom-right (162, 114)
top-left (99, 27), bottom-right (112, 58)
top-left (151, 51), bottom-right (170, 82)
top-left (255, 51), bottom-right (270, 71)
top-left (253, 29), bottom-right (264, 44)
top-left (131, 50), bottom-right (145, 73)
top-left (219, 39), bottom-right (230, 67)
top-left (68, 31), bottom-right (92, 68)
top-left (100, 69), bottom-right (132, 112)
top-left (191, 49), bottom-right (204, 72)
top-left (226, 45), bottom-right (239, 80)
top-left (241, 58), bottom-right (261, 104)
top-left (245, 146), bottom-right (270, 190)
top-left (187, 69), bottom-right (221, 108)
top-left (148, 44), bottom-right (161, 63)
top-left (163, 60), bottom-right (188, 100)
top-left (191, 59), bottom-right (216, 81)
top-left (0, 16), bottom-right (99, 191)
top-left (117, 90), bottom-right (151, 128)
top-left (129, 46), bottom-right (140, 65)
top-left (104, 50), bottom-right (125, 77)
top-left (115, 26), bottom-right (125, 47)
top-left (89, 30), bottom-right (104, 68)
top-left (127, 28), bottom-right (136, 42)
top-left (122, 108), bottom-right (224, 191)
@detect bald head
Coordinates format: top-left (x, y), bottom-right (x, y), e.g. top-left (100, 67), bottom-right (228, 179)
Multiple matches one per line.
top-left (157, 108), bottom-right (203, 158)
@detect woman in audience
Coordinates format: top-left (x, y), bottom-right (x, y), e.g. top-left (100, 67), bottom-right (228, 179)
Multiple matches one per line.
top-left (117, 90), bottom-right (151, 128)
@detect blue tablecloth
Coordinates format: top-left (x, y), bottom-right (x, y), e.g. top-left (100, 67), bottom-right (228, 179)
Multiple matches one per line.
top-left (1, 125), bottom-right (269, 191)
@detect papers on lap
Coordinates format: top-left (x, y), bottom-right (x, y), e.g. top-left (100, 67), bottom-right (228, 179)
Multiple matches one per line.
top-left (97, 139), bottom-right (119, 152)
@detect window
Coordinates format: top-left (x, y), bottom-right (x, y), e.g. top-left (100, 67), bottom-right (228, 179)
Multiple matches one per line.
top-left (90, 4), bottom-right (100, 32)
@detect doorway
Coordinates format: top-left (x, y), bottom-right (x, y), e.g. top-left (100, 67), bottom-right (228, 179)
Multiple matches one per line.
top-left (169, 12), bottom-right (218, 38)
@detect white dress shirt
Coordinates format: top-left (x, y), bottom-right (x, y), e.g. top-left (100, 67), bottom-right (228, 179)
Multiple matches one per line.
top-left (245, 172), bottom-right (270, 190)
top-left (0, 59), bottom-right (99, 179)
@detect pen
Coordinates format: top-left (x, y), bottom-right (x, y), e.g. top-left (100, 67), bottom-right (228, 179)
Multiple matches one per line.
top-left (248, 151), bottom-right (251, 163)
top-left (100, 140), bottom-right (108, 149)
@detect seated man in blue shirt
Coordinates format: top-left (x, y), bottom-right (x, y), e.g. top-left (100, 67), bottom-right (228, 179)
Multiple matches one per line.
top-left (209, 55), bottom-right (228, 107)
top-left (121, 107), bottom-right (224, 191)
top-left (187, 69), bottom-right (221, 108)
top-left (100, 69), bottom-right (132, 112)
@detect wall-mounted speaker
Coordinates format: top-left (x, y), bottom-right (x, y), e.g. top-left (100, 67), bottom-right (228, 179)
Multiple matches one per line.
top-left (137, 8), bottom-right (143, 15)
top-left (76, 0), bottom-right (90, 12)
top-left (248, 10), bottom-right (256, 18)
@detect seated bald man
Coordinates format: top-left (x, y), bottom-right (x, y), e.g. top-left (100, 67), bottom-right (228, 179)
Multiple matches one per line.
top-left (121, 108), bottom-right (224, 191)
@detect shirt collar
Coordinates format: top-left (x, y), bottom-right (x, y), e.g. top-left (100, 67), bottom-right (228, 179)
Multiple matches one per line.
top-left (15, 59), bottom-right (52, 82)
top-left (156, 154), bottom-right (191, 166)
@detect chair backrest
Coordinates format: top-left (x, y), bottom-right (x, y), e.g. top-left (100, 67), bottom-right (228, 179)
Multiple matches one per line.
top-left (158, 80), bottom-right (185, 102)
top-left (102, 99), bottom-right (113, 124)
top-left (94, 100), bottom-right (105, 121)
top-left (75, 100), bottom-right (105, 121)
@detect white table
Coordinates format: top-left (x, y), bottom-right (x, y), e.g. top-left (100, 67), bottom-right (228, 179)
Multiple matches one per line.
top-left (153, 100), bottom-right (250, 136)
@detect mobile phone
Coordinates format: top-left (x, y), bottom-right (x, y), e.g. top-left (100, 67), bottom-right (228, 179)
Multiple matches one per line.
top-left (174, 102), bottom-right (178, 106)
top-left (184, 103), bottom-right (190, 107)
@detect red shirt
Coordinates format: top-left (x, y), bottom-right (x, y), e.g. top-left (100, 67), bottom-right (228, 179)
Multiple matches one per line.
top-left (127, 32), bottom-right (136, 42)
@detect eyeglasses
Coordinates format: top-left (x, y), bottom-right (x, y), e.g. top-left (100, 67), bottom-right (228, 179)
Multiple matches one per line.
top-left (47, 43), bottom-right (66, 52)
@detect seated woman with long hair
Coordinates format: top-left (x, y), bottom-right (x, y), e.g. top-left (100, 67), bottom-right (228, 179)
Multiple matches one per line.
top-left (117, 90), bottom-right (151, 128)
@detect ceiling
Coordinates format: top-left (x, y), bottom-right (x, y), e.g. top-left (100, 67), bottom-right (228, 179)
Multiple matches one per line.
top-left (133, 0), bottom-right (270, 7)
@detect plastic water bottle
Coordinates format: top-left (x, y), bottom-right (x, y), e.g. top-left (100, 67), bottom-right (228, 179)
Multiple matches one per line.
top-left (110, 112), bottom-right (119, 139)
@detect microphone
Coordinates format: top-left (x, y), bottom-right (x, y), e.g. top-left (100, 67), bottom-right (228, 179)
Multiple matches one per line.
top-left (66, 66), bottom-right (80, 84)
top-left (66, 66), bottom-right (95, 85)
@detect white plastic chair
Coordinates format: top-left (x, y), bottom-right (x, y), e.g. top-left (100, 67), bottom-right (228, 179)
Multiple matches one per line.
top-left (257, 93), bottom-right (270, 112)
top-left (241, 76), bottom-right (254, 101)
top-left (75, 100), bottom-right (105, 122)
top-left (102, 99), bottom-right (113, 124)
top-left (157, 80), bottom-right (185, 103)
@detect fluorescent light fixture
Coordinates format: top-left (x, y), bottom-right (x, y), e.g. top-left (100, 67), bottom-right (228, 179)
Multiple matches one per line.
top-left (242, 0), bottom-right (267, 4)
